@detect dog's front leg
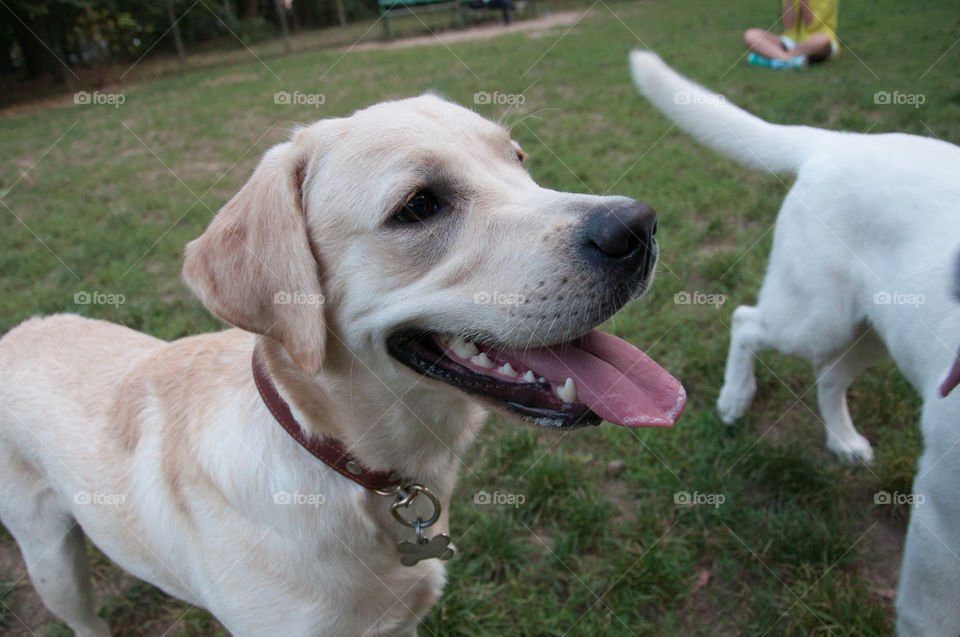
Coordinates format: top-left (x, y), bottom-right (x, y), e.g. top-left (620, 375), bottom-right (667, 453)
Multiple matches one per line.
top-left (717, 305), bottom-right (766, 423)
top-left (2, 513), bottom-right (110, 637)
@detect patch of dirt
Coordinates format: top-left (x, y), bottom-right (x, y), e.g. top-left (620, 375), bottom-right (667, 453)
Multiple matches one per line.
top-left (601, 476), bottom-right (640, 526)
top-left (678, 564), bottom-right (743, 636)
top-left (0, 81), bottom-right (130, 120)
top-left (695, 241), bottom-right (743, 260)
top-left (177, 160), bottom-right (231, 176)
top-left (344, 10), bottom-right (589, 52)
top-left (198, 72), bottom-right (261, 88)
top-left (859, 517), bottom-right (904, 601)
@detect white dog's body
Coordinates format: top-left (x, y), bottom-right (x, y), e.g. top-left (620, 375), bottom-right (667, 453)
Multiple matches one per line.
top-left (630, 51), bottom-right (960, 634)
top-left (0, 95), bottom-right (683, 636)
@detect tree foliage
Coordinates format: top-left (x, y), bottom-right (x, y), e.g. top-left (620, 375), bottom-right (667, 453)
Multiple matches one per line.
top-left (0, 0), bottom-right (380, 81)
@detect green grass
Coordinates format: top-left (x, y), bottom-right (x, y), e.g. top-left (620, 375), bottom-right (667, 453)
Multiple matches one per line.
top-left (2, 0), bottom-right (957, 633)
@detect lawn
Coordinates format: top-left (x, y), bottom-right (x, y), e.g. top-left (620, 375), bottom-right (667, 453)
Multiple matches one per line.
top-left (1, 0), bottom-right (958, 634)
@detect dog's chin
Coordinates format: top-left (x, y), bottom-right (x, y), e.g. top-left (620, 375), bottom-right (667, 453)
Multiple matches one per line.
top-left (386, 331), bottom-right (602, 429)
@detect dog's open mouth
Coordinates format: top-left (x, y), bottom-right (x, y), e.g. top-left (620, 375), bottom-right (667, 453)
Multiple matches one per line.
top-left (387, 330), bottom-right (685, 428)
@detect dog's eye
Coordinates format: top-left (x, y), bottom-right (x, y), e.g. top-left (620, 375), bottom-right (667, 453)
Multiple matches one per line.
top-left (396, 191), bottom-right (440, 223)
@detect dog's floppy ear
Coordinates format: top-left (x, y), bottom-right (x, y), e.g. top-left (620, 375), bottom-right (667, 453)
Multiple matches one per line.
top-left (182, 137), bottom-right (325, 374)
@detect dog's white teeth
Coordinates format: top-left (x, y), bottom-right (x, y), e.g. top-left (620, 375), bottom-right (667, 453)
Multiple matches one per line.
top-left (539, 377), bottom-right (546, 384)
top-left (450, 335), bottom-right (479, 359)
top-left (523, 370), bottom-right (536, 382)
top-left (499, 363), bottom-right (518, 377)
top-left (557, 378), bottom-right (578, 403)
top-left (471, 352), bottom-right (495, 369)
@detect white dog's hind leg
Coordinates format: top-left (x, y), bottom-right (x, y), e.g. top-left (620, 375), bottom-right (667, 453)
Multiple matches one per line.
top-left (0, 455), bottom-right (110, 637)
top-left (896, 401), bottom-right (960, 635)
top-left (717, 305), bottom-right (767, 423)
top-left (813, 332), bottom-right (885, 463)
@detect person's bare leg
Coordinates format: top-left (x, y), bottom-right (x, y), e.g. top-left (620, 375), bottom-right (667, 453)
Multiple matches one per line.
top-left (793, 32), bottom-right (832, 62)
top-left (743, 29), bottom-right (792, 61)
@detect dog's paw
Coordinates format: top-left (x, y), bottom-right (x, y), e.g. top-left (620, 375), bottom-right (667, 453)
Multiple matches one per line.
top-left (827, 433), bottom-right (874, 464)
top-left (717, 381), bottom-right (755, 424)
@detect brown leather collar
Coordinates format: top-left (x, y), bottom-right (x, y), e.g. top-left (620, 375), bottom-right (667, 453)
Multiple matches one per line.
top-left (251, 345), bottom-right (402, 492)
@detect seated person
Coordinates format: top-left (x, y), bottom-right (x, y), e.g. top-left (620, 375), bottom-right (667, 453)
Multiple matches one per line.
top-left (744, 0), bottom-right (839, 70)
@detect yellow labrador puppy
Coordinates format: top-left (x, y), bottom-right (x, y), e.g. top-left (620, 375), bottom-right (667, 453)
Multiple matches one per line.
top-left (0, 95), bottom-right (684, 636)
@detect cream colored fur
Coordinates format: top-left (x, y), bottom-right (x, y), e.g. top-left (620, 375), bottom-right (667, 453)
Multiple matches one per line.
top-left (0, 95), bottom-right (651, 636)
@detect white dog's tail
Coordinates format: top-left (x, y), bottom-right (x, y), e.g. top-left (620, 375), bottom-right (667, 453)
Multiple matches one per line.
top-left (629, 50), bottom-right (829, 174)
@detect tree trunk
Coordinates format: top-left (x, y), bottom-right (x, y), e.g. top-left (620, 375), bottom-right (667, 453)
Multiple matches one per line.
top-left (288, 2), bottom-right (301, 33)
top-left (275, 0), bottom-right (292, 54)
top-left (238, 0), bottom-right (259, 19)
top-left (14, 17), bottom-right (57, 79)
top-left (165, 0), bottom-right (187, 72)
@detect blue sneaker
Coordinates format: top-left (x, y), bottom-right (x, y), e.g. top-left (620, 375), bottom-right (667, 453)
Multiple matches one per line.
top-left (748, 52), bottom-right (807, 70)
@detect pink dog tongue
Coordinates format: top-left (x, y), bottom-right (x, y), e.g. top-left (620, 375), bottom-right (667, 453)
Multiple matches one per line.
top-left (508, 330), bottom-right (685, 427)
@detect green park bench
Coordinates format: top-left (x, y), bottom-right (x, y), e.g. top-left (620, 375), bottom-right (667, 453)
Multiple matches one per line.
top-left (377, 0), bottom-right (534, 39)
top-left (378, 0), bottom-right (467, 39)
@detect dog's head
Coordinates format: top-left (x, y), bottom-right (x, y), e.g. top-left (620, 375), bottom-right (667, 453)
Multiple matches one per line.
top-left (183, 95), bottom-right (684, 429)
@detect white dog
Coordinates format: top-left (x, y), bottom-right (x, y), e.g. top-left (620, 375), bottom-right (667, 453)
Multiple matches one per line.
top-left (630, 50), bottom-right (960, 635)
top-left (0, 95), bottom-right (685, 636)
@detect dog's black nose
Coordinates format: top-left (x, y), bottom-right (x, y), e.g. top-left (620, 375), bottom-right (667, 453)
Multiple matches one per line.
top-left (584, 199), bottom-right (658, 275)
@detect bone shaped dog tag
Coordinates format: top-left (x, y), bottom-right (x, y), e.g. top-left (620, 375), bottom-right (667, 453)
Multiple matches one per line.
top-left (397, 533), bottom-right (455, 567)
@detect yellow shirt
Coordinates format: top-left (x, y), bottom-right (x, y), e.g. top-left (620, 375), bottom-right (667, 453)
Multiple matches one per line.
top-left (784, 0), bottom-right (839, 49)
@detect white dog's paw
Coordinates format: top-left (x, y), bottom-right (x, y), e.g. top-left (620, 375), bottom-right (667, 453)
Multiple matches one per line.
top-left (717, 380), bottom-right (756, 424)
top-left (827, 433), bottom-right (874, 464)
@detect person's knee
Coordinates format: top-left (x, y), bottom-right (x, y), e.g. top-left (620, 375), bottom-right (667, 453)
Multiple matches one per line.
top-left (743, 28), bottom-right (764, 46)
top-left (808, 33), bottom-right (831, 48)
top-left (806, 33), bottom-right (833, 60)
